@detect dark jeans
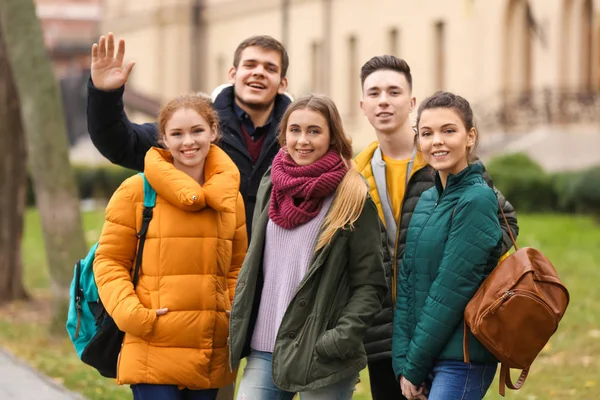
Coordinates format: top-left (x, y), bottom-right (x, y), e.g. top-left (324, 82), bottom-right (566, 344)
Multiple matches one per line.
top-left (131, 384), bottom-right (218, 400)
top-left (367, 358), bottom-right (407, 400)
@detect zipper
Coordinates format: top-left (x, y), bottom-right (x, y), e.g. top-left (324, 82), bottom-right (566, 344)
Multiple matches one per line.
top-left (488, 290), bottom-right (515, 314)
top-left (478, 289), bottom-right (558, 326)
top-left (512, 290), bottom-right (558, 324)
top-left (391, 173), bottom-right (413, 307)
top-left (74, 261), bottom-right (83, 339)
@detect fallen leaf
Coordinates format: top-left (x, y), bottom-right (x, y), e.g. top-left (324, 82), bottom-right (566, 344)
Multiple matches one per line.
top-left (581, 356), bottom-right (593, 367)
top-left (588, 329), bottom-right (600, 338)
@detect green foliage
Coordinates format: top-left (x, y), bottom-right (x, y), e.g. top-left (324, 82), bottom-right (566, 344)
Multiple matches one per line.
top-left (486, 153), bottom-right (556, 212)
top-left (487, 153), bottom-right (600, 217)
top-left (27, 165), bottom-right (137, 205)
top-left (552, 171), bottom-right (580, 213)
top-left (569, 166), bottom-right (600, 218)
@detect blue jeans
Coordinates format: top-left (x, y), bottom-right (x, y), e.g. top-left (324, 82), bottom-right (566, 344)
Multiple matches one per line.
top-left (236, 350), bottom-right (357, 400)
top-left (131, 384), bottom-right (218, 400)
top-left (427, 360), bottom-right (497, 400)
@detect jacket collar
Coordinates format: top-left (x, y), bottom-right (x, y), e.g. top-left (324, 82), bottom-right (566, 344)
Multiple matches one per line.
top-left (144, 146), bottom-right (240, 213)
top-left (354, 141), bottom-right (380, 174)
top-left (434, 162), bottom-right (484, 196)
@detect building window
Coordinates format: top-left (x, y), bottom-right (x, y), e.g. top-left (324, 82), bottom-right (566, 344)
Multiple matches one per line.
top-left (434, 21), bottom-right (446, 90)
top-left (388, 28), bottom-right (399, 56)
top-left (348, 35), bottom-right (358, 115)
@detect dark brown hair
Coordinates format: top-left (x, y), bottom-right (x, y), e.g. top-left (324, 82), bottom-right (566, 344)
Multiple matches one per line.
top-left (233, 35), bottom-right (289, 78)
top-left (157, 94), bottom-right (220, 144)
top-left (416, 91), bottom-right (479, 160)
top-left (360, 55), bottom-right (413, 90)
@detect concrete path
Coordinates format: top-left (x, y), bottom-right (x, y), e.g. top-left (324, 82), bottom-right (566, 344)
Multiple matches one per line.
top-left (0, 349), bottom-right (85, 400)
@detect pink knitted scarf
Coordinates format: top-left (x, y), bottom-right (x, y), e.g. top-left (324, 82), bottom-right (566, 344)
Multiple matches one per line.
top-left (269, 149), bottom-right (348, 229)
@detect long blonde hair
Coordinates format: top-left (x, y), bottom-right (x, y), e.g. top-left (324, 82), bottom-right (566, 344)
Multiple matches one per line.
top-left (278, 94), bottom-right (368, 251)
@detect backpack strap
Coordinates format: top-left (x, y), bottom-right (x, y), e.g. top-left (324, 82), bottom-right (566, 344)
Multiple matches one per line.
top-left (132, 173), bottom-right (156, 288)
top-left (499, 363), bottom-right (529, 396)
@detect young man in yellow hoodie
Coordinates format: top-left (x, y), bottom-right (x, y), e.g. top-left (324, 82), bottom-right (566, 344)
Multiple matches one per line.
top-left (355, 56), bottom-right (519, 400)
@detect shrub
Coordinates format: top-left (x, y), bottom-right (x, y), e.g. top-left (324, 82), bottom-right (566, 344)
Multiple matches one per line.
top-left (552, 171), bottom-right (580, 213)
top-left (570, 166), bottom-right (600, 220)
top-left (486, 153), bottom-right (556, 212)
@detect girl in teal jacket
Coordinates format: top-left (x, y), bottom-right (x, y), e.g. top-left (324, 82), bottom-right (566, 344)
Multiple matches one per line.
top-left (392, 91), bottom-right (503, 400)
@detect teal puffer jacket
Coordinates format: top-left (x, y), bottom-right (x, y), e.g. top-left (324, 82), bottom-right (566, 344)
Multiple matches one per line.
top-left (392, 163), bottom-right (503, 386)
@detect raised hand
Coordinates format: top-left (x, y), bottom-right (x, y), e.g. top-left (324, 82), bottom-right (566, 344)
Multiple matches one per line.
top-left (91, 32), bottom-right (135, 91)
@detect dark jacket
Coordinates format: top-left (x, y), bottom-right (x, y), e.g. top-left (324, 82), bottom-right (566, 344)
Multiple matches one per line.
top-left (392, 163), bottom-right (503, 385)
top-left (86, 82), bottom-right (292, 236)
top-left (355, 144), bottom-right (519, 362)
top-left (229, 169), bottom-right (387, 392)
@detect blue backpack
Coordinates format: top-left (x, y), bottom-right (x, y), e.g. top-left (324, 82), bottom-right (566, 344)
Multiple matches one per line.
top-left (66, 173), bottom-right (156, 378)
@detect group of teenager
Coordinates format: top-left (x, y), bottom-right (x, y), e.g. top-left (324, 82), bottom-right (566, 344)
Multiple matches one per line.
top-left (89, 33), bottom-right (519, 400)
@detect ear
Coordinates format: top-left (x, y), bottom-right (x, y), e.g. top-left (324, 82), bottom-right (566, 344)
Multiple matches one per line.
top-left (277, 76), bottom-right (289, 94)
top-left (210, 124), bottom-right (219, 143)
top-left (359, 99), bottom-right (366, 116)
top-left (467, 127), bottom-right (477, 148)
top-left (409, 96), bottom-right (417, 113)
top-left (228, 66), bottom-right (236, 85)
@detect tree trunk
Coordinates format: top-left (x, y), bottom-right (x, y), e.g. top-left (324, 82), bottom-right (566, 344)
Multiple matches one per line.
top-left (0, 0), bottom-right (87, 333)
top-left (0, 22), bottom-right (28, 305)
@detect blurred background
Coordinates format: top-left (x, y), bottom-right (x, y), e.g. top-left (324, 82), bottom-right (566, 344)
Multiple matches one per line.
top-left (1, 0), bottom-right (599, 399)
top-left (48, 0), bottom-right (600, 170)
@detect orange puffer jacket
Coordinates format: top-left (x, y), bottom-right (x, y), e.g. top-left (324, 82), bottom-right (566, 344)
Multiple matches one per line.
top-left (94, 146), bottom-right (247, 389)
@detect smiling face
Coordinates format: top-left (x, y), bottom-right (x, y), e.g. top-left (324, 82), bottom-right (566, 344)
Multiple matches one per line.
top-left (163, 108), bottom-right (217, 179)
top-left (228, 46), bottom-right (288, 111)
top-left (360, 69), bottom-right (415, 135)
top-left (417, 107), bottom-right (476, 178)
top-left (285, 108), bottom-right (331, 166)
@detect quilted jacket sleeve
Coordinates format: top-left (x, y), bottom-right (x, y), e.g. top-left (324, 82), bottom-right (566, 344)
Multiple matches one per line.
top-left (476, 159), bottom-right (519, 254)
top-left (391, 256), bottom-right (411, 378)
top-left (401, 185), bottom-right (502, 386)
top-left (315, 198), bottom-right (387, 359)
top-left (229, 192), bottom-right (248, 304)
top-left (93, 177), bottom-right (157, 338)
top-left (87, 80), bottom-right (159, 171)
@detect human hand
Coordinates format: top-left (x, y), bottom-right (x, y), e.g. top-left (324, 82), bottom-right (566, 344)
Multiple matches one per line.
top-left (91, 32), bottom-right (135, 90)
top-left (400, 376), bottom-right (427, 399)
top-left (155, 308), bottom-right (169, 316)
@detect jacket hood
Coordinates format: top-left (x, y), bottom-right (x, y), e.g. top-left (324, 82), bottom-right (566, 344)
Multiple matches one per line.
top-left (144, 146), bottom-right (240, 213)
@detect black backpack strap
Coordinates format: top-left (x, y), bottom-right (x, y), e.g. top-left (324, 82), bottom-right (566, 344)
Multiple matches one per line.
top-left (132, 173), bottom-right (157, 288)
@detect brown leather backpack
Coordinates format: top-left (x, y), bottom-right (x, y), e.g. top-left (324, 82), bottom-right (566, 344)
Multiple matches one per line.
top-left (463, 208), bottom-right (570, 397)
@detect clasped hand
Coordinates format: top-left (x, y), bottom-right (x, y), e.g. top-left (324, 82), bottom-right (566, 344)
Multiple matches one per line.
top-left (400, 376), bottom-right (428, 400)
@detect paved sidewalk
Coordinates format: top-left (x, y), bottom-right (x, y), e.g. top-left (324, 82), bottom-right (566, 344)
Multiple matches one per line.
top-left (0, 349), bottom-right (85, 399)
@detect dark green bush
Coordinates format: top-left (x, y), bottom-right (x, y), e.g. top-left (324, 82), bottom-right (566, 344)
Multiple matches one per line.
top-left (570, 166), bottom-right (600, 218)
top-left (486, 153), bottom-right (557, 212)
top-left (552, 171), bottom-right (580, 213)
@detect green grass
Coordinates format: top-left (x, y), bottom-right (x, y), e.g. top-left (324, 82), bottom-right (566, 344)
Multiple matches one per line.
top-left (0, 210), bottom-right (598, 399)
